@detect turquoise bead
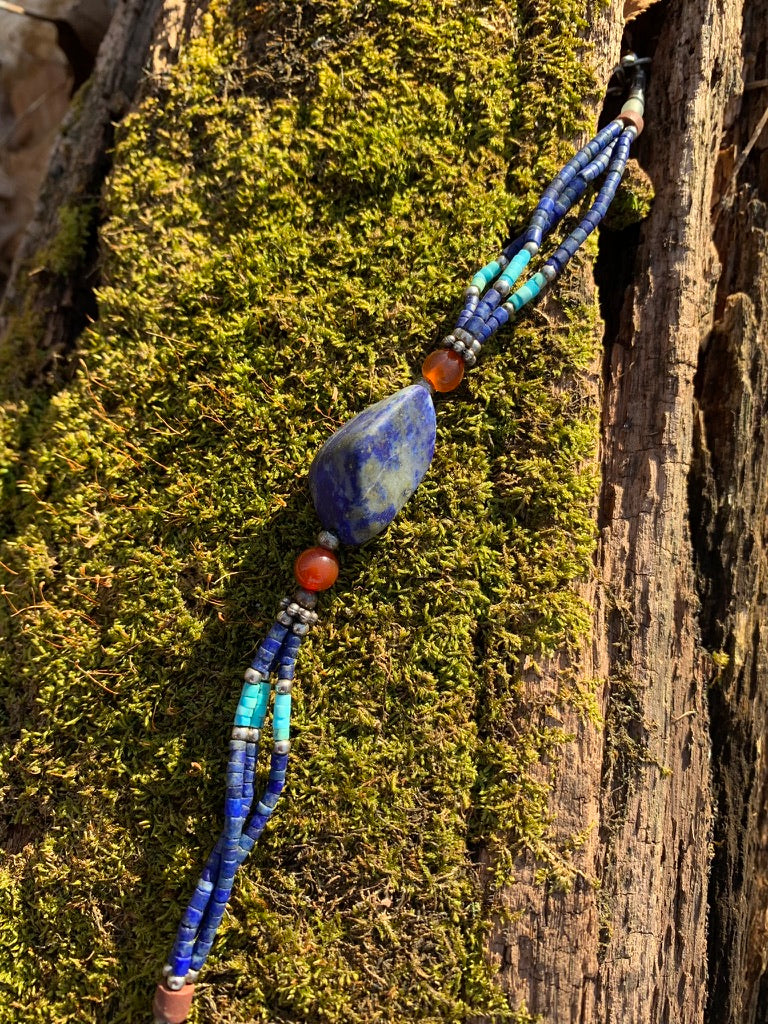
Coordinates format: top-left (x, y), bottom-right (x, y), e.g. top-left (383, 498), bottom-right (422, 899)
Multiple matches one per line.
top-left (499, 249), bottom-right (531, 288)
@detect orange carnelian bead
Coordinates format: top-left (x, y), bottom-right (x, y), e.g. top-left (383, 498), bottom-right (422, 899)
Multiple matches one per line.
top-left (421, 349), bottom-right (465, 392)
top-left (294, 546), bottom-right (340, 591)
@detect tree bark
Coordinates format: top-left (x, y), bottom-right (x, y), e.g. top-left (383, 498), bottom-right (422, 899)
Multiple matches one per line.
top-left (482, 1), bottom-right (768, 1022)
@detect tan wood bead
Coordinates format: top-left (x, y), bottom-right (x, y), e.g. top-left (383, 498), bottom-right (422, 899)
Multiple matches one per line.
top-left (618, 109), bottom-right (644, 135)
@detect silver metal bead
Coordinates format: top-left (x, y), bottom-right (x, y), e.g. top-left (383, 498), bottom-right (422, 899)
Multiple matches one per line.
top-left (463, 351), bottom-right (477, 368)
top-left (232, 726), bottom-right (250, 741)
top-left (454, 328), bottom-right (473, 344)
top-left (162, 965), bottom-right (173, 978)
top-left (415, 375), bottom-right (435, 395)
top-left (276, 680), bottom-right (293, 694)
top-left (292, 621), bottom-right (310, 635)
top-left (468, 339), bottom-right (480, 355)
top-left (296, 606), bottom-right (317, 624)
top-left (464, 285), bottom-right (481, 298)
top-left (452, 339), bottom-right (467, 354)
top-left (166, 975), bottom-right (186, 991)
top-left (279, 595), bottom-right (291, 609)
top-left (277, 610), bottom-right (293, 626)
top-left (495, 279), bottom-right (511, 298)
top-left (287, 602), bottom-right (300, 616)
top-left (248, 727), bottom-right (261, 742)
top-left (244, 667), bottom-right (265, 683)
top-left (440, 334), bottom-right (457, 348)
top-left (541, 265), bottom-right (557, 282)
top-left (185, 970), bottom-right (200, 983)
top-left (502, 302), bottom-right (516, 317)
top-left (229, 739), bottom-right (247, 751)
top-left (316, 529), bottom-right (340, 551)
top-left (294, 587), bottom-right (318, 609)
top-left (497, 254), bottom-right (509, 270)
top-left (523, 240), bottom-right (539, 254)
top-left (274, 739), bottom-right (291, 754)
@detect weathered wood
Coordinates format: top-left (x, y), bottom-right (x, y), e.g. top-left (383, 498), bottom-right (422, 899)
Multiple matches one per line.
top-left (0, 0), bottom-right (197, 395)
top-left (480, 1), bottom-right (768, 1022)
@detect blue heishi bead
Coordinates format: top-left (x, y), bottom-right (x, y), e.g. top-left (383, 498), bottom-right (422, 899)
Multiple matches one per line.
top-left (309, 385), bottom-right (437, 546)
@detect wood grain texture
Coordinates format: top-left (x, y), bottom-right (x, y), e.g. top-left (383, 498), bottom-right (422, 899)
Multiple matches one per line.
top-left (481, 0), bottom-right (768, 1020)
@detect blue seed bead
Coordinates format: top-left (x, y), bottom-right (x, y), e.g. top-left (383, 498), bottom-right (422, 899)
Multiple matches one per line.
top-left (466, 315), bottom-right (486, 335)
top-left (173, 954), bottom-right (193, 976)
top-left (477, 323), bottom-right (493, 341)
top-left (491, 306), bottom-right (510, 328)
top-left (181, 906), bottom-right (204, 929)
top-left (272, 752), bottom-right (289, 772)
top-left (522, 226), bottom-right (543, 246)
top-left (267, 623), bottom-right (289, 644)
top-left (256, 800), bottom-right (275, 817)
top-left (188, 889), bottom-right (211, 915)
top-left (537, 196), bottom-right (555, 215)
top-left (571, 226), bottom-right (588, 246)
top-left (582, 209), bottom-right (602, 230)
top-left (246, 812), bottom-right (270, 835)
top-left (267, 778), bottom-right (285, 796)
top-left (261, 790), bottom-right (280, 809)
top-left (225, 796), bottom-right (242, 817)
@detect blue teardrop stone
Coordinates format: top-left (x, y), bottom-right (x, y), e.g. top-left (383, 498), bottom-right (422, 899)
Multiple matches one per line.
top-left (309, 383), bottom-right (436, 546)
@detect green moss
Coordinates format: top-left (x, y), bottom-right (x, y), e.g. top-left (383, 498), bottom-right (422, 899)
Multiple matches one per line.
top-left (0, 2), bottom-right (608, 1021)
top-left (42, 200), bottom-right (97, 277)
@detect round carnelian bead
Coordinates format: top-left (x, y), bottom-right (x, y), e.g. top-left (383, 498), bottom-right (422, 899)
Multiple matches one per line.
top-left (421, 349), bottom-right (465, 392)
top-left (294, 546), bottom-right (339, 591)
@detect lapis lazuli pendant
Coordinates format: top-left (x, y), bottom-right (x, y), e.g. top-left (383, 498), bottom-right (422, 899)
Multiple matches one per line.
top-left (309, 383), bottom-right (437, 545)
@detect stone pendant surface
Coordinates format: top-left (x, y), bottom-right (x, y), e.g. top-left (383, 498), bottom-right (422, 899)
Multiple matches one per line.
top-left (309, 383), bottom-right (436, 546)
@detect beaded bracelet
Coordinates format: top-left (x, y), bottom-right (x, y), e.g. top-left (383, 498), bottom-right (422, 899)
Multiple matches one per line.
top-left (152, 52), bottom-right (649, 1024)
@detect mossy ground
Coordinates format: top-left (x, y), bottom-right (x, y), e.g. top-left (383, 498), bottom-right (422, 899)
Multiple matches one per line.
top-left (1, 2), bottom-right (608, 1021)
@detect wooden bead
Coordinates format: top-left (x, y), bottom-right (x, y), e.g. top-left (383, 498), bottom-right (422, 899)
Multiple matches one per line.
top-left (153, 983), bottom-right (195, 1023)
top-left (618, 110), bottom-right (644, 136)
top-left (294, 546), bottom-right (339, 591)
top-left (421, 349), bottom-right (465, 392)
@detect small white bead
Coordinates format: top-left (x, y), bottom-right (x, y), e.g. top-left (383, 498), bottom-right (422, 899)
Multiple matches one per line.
top-left (463, 352), bottom-right (477, 368)
top-left (166, 975), bottom-right (186, 991)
